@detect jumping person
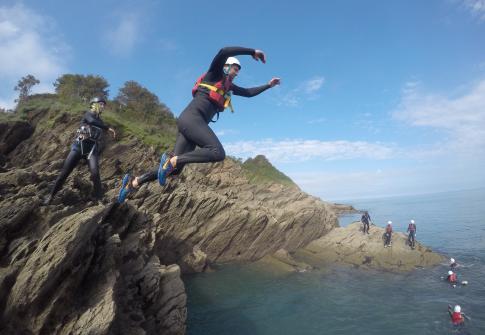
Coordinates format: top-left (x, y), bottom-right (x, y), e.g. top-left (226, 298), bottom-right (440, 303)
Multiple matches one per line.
top-left (118, 46), bottom-right (280, 203)
top-left (44, 97), bottom-right (116, 205)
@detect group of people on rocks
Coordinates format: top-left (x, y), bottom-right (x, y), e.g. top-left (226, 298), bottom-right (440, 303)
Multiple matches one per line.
top-left (360, 213), bottom-right (471, 327)
top-left (359, 212), bottom-right (417, 249)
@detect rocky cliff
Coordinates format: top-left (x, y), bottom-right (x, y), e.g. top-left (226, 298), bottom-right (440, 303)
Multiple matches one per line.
top-left (0, 99), bottom-right (341, 334)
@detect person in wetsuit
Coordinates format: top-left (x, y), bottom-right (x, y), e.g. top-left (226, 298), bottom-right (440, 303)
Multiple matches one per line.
top-left (407, 219), bottom-right (417, 248)
top-left (384, 221), bottom-right (393, 247)
top-left (361, 211), bottom-right (371, 234)
top-left (44, 97), bottom-right (116, 205)
top-left (448, 305), bottom-right (465, 325)
top-left (118, 46), bottom-right (280, 203)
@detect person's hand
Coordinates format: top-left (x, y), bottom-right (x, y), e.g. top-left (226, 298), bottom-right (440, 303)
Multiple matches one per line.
top-left (268, 77), bottom-right (281, 87)
top-left (109, 127), bottom-right (116, 139)
top-left (252, 50), bottom-right (266, 63)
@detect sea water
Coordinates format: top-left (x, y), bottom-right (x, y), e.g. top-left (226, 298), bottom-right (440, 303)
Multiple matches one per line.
top-left (185, 188), bottom-right (485, 334)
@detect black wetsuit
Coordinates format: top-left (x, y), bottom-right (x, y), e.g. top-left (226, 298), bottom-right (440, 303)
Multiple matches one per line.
top-left (138, 46), bottom-right (271, 185)
top-left (49, 111), bottom-right (109, 199)
top-left (361, 213), bottom-right (370, 234)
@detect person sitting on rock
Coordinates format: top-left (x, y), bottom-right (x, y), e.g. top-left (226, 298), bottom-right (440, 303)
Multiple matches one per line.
top-left (117, 46), bottom-right (281, 203)
top-left (361, 211), bottom-right (371, 234)
top-left (448, 305), bottom-right (465, 325)
top-left (384, 221), bottom-right (393, 247)
top-left (43, 97), bottom-right (116, 205)
top-left (407, 219), bottom-right (417, 248)
top-left (447, 270), bottom-right (458, 286)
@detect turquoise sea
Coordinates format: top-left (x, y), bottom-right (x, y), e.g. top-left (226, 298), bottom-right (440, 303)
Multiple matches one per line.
top-left (185, 188), bottom-right (485, 334)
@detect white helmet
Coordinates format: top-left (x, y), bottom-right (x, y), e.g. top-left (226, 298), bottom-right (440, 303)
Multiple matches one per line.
top-left (225, 57), bottom-right (241, 69)
top-left (450, 258), bottom-right (455, 263)
top-left (448, 270), bottom-right (453, 275)
top-left (387, 221), bottom-right (392, 225)
top-left (454, 305), bottom-right (461, 313)
top-left (410, 219), bottom-right (415, 224)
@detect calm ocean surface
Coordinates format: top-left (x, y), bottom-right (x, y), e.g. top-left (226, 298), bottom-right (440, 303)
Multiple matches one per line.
top-left (185, 188), bottom-right (485, 334)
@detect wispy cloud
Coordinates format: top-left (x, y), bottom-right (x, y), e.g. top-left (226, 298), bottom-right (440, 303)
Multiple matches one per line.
top-left (277, 76), bottom-right (325, 107)
top-left (104, 13), bottom-right (140, 56)
top-left (0, 3), bottom-right (68, 109)
top-left (393, 79), bottom-right (485, 154)
top-left (224, 138), bottom-right (395, 163)
top-left (307, 117), bottom-right (326, 124)
top-left (461, 0), bottom-right (485, 20)
top-left (215, 129), bottom-right (240, 137)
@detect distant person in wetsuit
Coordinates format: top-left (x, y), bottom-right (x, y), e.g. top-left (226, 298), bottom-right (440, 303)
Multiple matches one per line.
top-left (407, 219), bottom-right (417, 248)
top-left (447, 270), bottom-right (458, 286)
top-left (450, 258), bottom-right (458, 269)
top-left (384, 221), bottom-right (393, 247)
top-left (118, 46), bottom-right (281, 203)
top-left (361, 211), bottom-right (371, 234)
top-left (44, 97), bottom-right (116, 205)
top-left (448, 305), bottom-right (465, 326)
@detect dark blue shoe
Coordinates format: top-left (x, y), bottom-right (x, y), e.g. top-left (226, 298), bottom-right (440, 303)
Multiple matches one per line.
top-left (118, 173), bottom-right (133, 203)
top-left (158, 152), bottom-right (174, 186)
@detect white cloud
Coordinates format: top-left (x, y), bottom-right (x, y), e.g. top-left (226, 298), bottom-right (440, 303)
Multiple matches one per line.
top-left (224, 138), bottom-right (395, 163)
top-left (393, 79), bottom-right (485, 154)
top-left (215, 129), bottom-right (240, 137)
top-left (302, 77), bottom-right (325, 94)
top-left (0, 4), bottom-right (68, 109)
top-left (278, 76), bottom-right (325, 107)
top-left (461, 0), bottom-right (485, 20)
top-left (104, 13), bottom-right (140, 56)
top-left (307, 117), bottom-right (326, 124)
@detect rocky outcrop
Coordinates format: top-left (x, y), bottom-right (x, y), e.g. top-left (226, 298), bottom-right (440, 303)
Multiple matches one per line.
top-left (0, 107), bottom-right (339, 334)
top-left (291, 222), bottom-right (444, 272)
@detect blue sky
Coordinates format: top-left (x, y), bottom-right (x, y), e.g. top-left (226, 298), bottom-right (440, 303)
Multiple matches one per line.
top-left (1, 0), bottom-right (485, 201)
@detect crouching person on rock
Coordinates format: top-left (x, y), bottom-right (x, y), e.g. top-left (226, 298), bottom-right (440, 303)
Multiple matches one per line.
top-left (43, 97), bottom-right (116, 205)
top-left (117, 46), bottom-right (281, 203)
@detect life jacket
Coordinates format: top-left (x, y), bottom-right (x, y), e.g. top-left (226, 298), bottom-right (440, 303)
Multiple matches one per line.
top-left (386, 225), bottom-right (392, 233)
top-left (451, 312), bottom-right (464, 325)
top-left (192, 73), bottom-right (234, 112)
top-left (408, 224), bottom-right (416, 232)
top-left (448, 273), bottom-right (457, 283)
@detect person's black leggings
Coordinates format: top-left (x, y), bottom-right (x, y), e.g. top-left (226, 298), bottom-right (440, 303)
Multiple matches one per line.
top-left (384, 232), bottom-right (392, 246)
top-left (138, 98), bottom-right (225, 185)
top-left (50, 148), bottom-right (102, 198)
top-left (363, 222), bottom-right (370, 234)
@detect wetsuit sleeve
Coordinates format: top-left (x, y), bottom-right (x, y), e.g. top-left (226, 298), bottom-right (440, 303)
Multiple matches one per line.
top-left (82, 112), bottom-right (109, 130)
top-left (205, 47), bottom-right (255, 81)
top-left (232, 83), bottom-right (271, 97)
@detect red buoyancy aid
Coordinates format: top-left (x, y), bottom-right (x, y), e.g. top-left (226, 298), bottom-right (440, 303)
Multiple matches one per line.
top-left (192, 73), bottom-right (233, 110)
top-left (448, 273), bottom-right (457, 283)
top-left (451, 312), bottom-right (464, 324)
top-left (386, 225), bottom-right (393, 233)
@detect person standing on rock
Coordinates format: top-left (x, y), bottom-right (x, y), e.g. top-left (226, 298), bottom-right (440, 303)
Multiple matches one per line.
top-left (407, 219), bottom-right (417, 248)
top-left (361, 211), bottom-right (371, 234)
top-left (44, 97), bottom-right (116, 205)
top-left (118, 46), bottom-right (281, 203)
top-left (384, 221), bottom-right (393, 247)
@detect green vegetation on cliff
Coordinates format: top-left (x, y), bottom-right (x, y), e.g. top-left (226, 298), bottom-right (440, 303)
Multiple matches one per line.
top-left (241, 155), bottom-right (297, 187)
